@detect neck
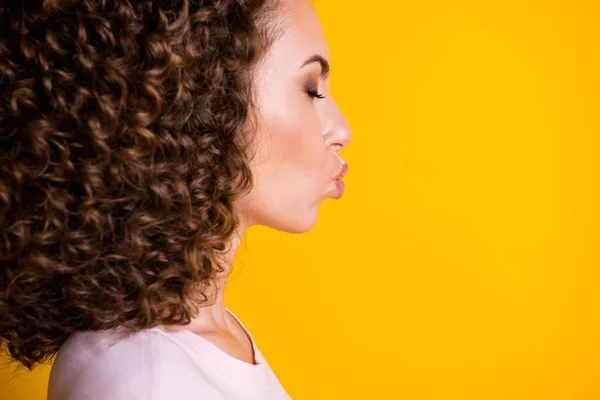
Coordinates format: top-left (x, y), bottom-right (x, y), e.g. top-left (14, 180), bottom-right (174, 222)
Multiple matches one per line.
top-left (162, 215), bottom-right (250, 334)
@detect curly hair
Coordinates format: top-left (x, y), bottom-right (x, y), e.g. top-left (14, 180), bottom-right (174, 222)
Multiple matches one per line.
top-left (0, 0), bottom-right (280, 371)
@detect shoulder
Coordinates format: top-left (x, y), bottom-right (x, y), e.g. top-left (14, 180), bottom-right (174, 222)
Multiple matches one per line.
top-left (47, 327), bottom-right (222, 400)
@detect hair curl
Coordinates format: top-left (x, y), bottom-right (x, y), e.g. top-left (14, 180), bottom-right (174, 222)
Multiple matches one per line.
top-left (0, 0), bottom-right (279, 371)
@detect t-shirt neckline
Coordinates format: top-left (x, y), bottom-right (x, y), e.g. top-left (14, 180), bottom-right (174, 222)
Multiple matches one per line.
top-left (152, 307), bottom-right (269, 392)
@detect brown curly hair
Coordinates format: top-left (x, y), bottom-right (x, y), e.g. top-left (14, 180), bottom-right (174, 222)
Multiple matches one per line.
top-left (0, 0), bottom-right (281, 371)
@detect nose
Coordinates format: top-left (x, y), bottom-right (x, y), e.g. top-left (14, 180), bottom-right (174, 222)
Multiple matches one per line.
top-left (323, 99), bottom-right (352, 151)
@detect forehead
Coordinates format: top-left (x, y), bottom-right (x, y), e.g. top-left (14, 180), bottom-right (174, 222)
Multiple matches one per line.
top-left (267, 0), bottom-right (330, 66)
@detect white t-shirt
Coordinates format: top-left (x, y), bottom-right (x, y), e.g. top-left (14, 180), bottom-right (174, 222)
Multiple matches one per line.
top-left (47, 308), bottom-right (292, 399)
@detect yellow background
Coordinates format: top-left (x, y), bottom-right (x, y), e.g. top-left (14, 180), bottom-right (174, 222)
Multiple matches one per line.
top-left (2, 0), bottom-right (599, 399)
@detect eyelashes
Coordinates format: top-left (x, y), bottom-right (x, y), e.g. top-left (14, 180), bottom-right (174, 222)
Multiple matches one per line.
top-left (305, 85), bottom-right (325, 100)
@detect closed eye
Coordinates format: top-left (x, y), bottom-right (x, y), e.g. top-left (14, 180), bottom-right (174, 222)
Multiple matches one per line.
top-left (306, 87), bottom-right (325, 99)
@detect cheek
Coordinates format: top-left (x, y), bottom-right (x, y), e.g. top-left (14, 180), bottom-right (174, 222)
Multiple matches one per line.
top-left (259, 93), bottom-right (327, 177)
top-left (261, 105), bottom-right (327, 182)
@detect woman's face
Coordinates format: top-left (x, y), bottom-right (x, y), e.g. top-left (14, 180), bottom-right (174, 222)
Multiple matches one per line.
top-left (236, 0), bottom-right (352, 233)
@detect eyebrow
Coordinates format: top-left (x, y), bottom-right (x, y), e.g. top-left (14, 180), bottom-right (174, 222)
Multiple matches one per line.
top-left (300, 54), bottom-right (330, 79)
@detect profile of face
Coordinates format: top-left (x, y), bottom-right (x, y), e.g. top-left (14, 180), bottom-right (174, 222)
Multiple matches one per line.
top-left (236, 0), bottom-right (353, 234)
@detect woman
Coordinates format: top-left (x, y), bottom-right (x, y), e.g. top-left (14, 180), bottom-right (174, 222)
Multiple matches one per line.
top-left (0, 0), bottom-right (351, 398)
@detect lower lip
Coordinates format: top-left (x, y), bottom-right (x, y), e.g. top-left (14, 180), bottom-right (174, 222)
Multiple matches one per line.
top-left (334, 179), bottom-right (345, 197)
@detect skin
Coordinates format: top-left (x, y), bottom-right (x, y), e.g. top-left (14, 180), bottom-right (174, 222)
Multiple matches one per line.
top-left (162, 0), bottom-right (352, 365)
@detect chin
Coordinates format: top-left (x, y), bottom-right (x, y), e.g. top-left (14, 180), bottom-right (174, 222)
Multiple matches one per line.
top-left (260, 206), bottom-right (320, 234)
